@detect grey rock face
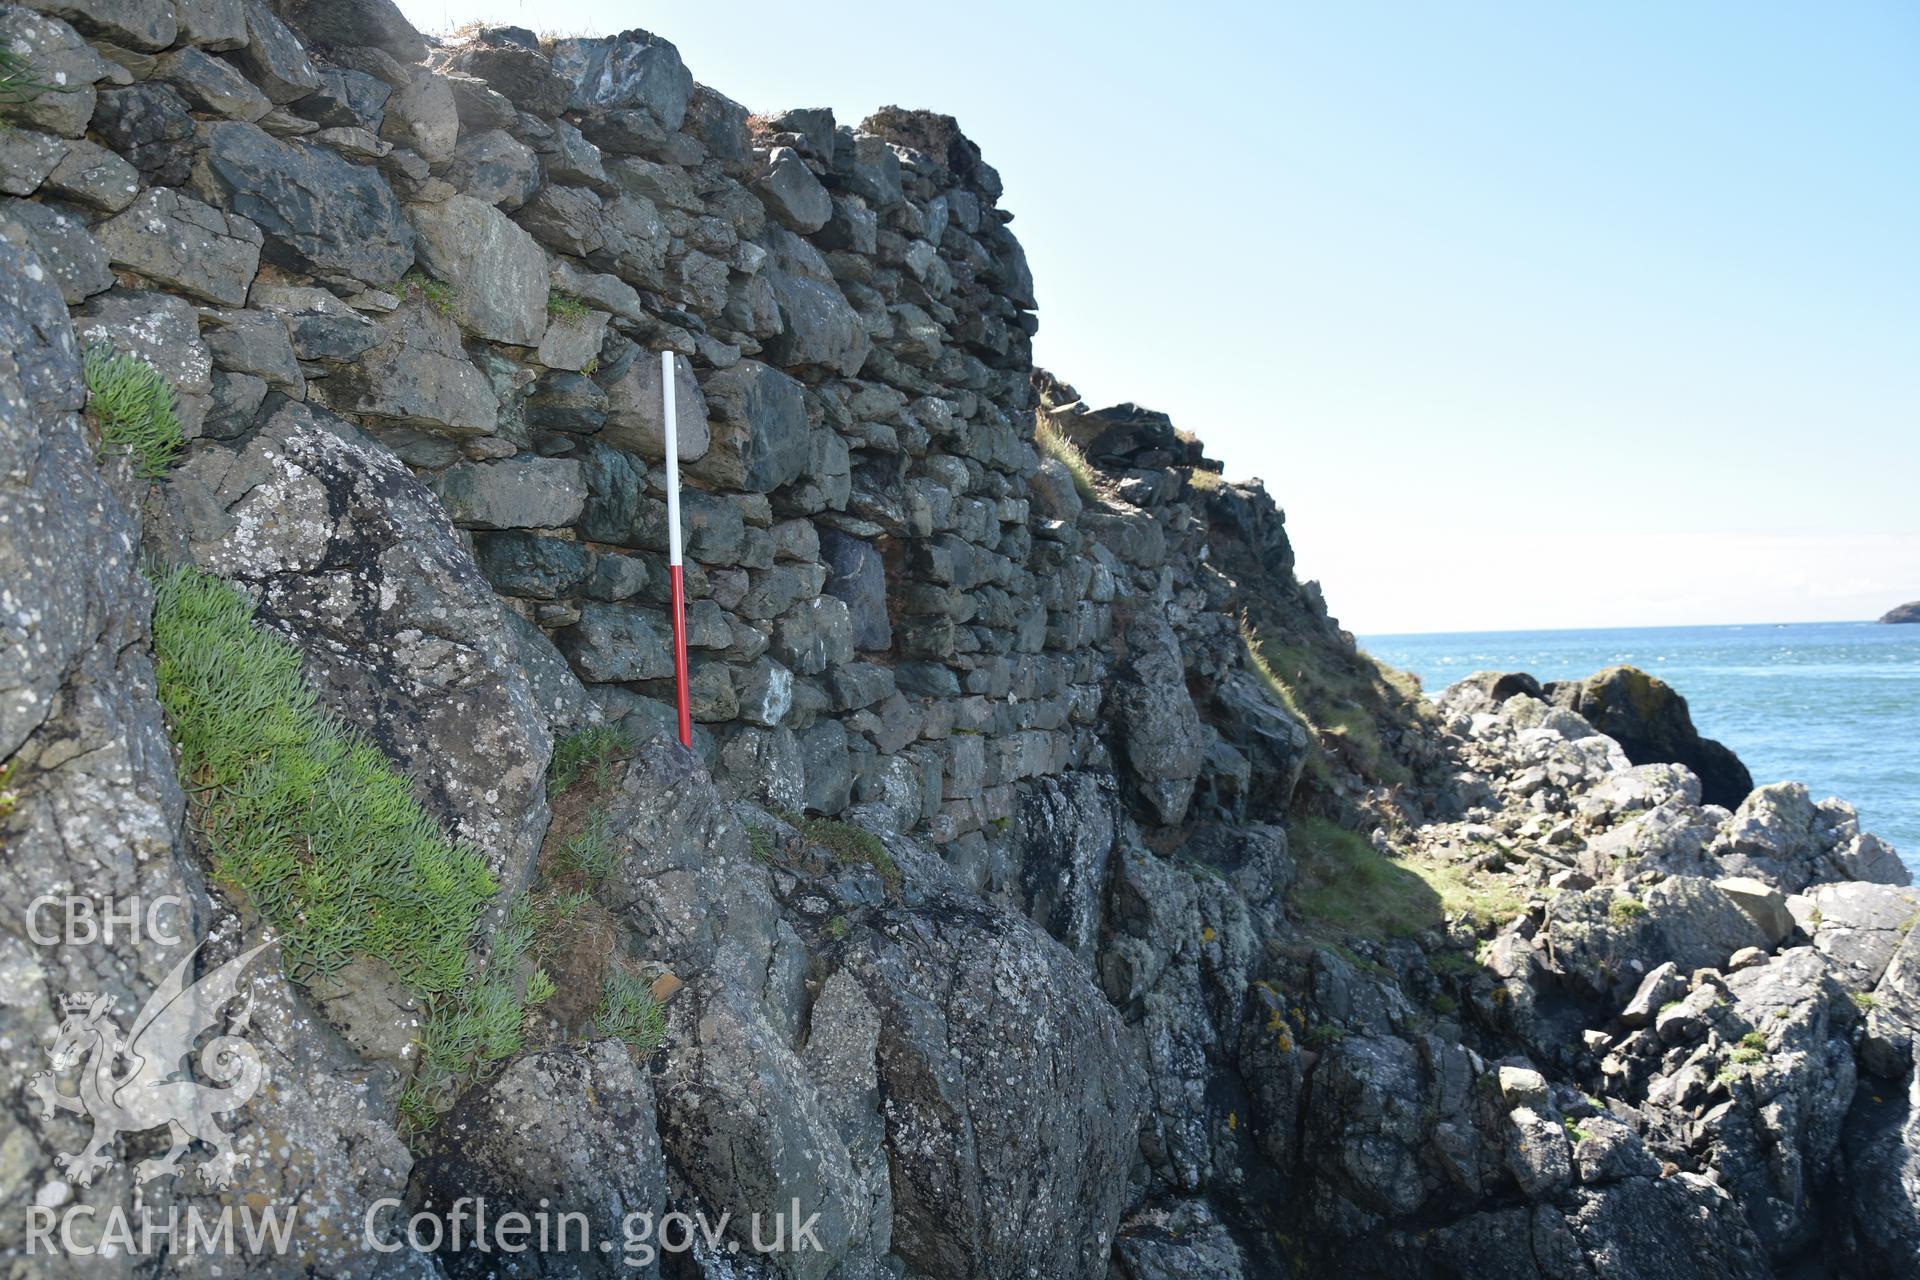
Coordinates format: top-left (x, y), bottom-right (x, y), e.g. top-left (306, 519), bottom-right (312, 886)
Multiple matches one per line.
top-left (443, 127), bottom-right (541, 209)
top-left (158, 402), bottom-right (551, 882)
top-left (156, 44), bottom-right (270, 120)
top-left (691, 357), bottom-right (809, 492)
top-left (835, 894), bottom-right (1144, 1280)
top-left (0, 8), bottom-right (115, 136)
top-left (21, 0), bottom-right (174, 49)
top-left (1108, 613), bottom-right (1205, 825)
top-left (600, 347), bottom-right (708, 460)
top-left (0, 198), bottom-right (113, 302)
top-left (199, 120), bottom-right (415, 288)
top-left (549, 29), bottom-right (693, 129)
top-left (229, 0), bottom-right (320, 103)
top-left (413, 1041), bottom-right (665, 1279)
top-left (431, 456), bottom-right (586, 530)
top-left (558, 602), bottom-right (673, 682)
top-left (820, 528), bottom-right (891, 652)
top-left (320, 296), bottom-right (498, 436)
top-left (754, 146), bottom-right (833, 233)
top-left (73, 286), bottom-right (212, 434)
top-left (94, 186), bottom-right (261, 306)
top-left (409, 194), bottom-right (549, 346)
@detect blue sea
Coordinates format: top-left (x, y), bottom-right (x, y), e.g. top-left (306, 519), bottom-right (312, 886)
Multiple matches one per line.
top-left (1362, 622), bottom-right (1920, 875)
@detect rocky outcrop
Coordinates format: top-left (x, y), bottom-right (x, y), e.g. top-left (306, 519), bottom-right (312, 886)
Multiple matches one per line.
top-left (1543, 665), bottom-right (1755, 808)
top-left (2, 3), bottom-right (1914, 1278)
top-left (1880, 600), bottom-right (1920, 624)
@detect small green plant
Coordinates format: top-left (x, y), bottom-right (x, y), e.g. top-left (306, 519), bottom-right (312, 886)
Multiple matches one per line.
top-left (580, 354), bottom-right (600, 377)
top-left (402, 270), bottom-right (458, 316)
top-left (746, 822), bottom-right (775, 863)
top-left (826, 914), bottom-right (850, 940)
top-left (1854, 992), bottom-right (1879, 1009)
top-left (525, 968), bottom-right (557, 1005)
top-left (595, 971), bottom-right (666, 1055)
top-left (1035, 414), bottom-right (1097, 501)
top-left (548, 723), bottom-right (634, 797)
top-left (546, 290), bottom-right (591, 320)
top-left (1739, 1030), bottom-right (1766, 1051)
top-left (557, 807), bottom-right (618, 881)
top-left (84, 345), bottom-right (183, 479)
top-left (1430, 993), bottom-right (1457, 1016)
top-left (1659, 999), bottom-right (1682, 1013)
top-left (1304, 1023), bottom-right (1346, 1049)
top-left (1609, 897), bottom-right (1648, 923)
top-left (151, 566), bottom-right (496, 991)
top-left (1728, 1044), bottom-right (1763, 1066)
top-left (1187, 467), bottom-right (1224, 492)
top-left (0, 759), bottom-right (17, 823)
top-left (1563, 1117), bottom-right (1590, 1143)
top-left (800, 816), bottom-right (901, 894)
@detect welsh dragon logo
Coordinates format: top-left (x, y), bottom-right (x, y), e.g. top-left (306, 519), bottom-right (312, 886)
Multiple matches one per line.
top-left (28, 941), bottom-right (270, 1188)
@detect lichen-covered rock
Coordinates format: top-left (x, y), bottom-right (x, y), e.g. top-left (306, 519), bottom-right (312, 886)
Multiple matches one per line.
top-left (0, 7), bottom-right (118, 137)
top-left (156, 401), bottom-right (551, 882)
top-left (412, 1040), bottom-right (665, 1279)
top-left (93, 185), bottom-right (261, 306)
top-left (835, 892), bottom-right (1144, 1280)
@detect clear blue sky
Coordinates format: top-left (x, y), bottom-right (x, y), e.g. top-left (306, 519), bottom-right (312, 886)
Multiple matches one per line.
top-left (401, 0), bottom-right (1920, 634)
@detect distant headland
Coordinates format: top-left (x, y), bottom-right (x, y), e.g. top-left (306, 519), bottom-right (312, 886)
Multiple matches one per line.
top-left (1881, 601), bottom-right (1920, 624)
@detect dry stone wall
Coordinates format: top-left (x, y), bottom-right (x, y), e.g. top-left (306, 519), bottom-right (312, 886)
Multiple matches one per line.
top-left (1, 0), bottom-right (1309, 871)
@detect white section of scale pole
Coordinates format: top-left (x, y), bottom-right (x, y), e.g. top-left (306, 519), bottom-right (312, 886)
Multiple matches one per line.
top-left (662, 351), bottom-right (682, 567)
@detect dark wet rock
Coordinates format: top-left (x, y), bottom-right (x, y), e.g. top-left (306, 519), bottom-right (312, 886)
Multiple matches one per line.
top-left (92, 82), bottom-right (196, 184)
top-left (442, 127), bottom-right (540, 209)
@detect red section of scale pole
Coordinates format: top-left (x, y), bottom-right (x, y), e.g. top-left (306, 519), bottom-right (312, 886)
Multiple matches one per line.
top-left (669, 563), bottom-right (692, 748)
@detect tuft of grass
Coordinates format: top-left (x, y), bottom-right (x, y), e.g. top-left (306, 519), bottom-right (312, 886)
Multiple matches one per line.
top-left (1239, 615), bottom-right (1429, 791)
top-left (84, 345), bottom-right (183, 479)
top-left (746, 822), bottom-right (775, 863)
top-left (0, 759), bottom-right (17, 824)
top-left (1609, 897), bottom-right (1648, 924)
top-left (546, 290), bottom-right (591, 320)
top-left (1854, 992), bottom-right (1879, 1009)
top-left (1739, 1030), bottom-right (1766, 1051)
top-left (1289, 816), bottom-right (1523, 942)
top-left (595, 970), bottom-right (666, 1055)
top-left (1187, 467), bottom-right (1224, 492)
top-left (556, 806), bottom-right (618, 881)
top-left (548, 723), bottom-right (634, 798)
top-left (800, 816), bottom-right (901, 894)
top-left (1035, 414), bottom-right (1097, 502)
top-left (1563, 1117), bottom-right (1590, 1143)
top-left (151, 565), bottom-right (496, 992)
top-left (1304, 1023), bottom-right (1345, 1049)
top-left (826, 914), bottom-right (850, 940)
top-left (402, 270), bottom-right (458, 317)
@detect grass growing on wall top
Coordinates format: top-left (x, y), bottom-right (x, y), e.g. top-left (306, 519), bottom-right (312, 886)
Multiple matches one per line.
top-left (84, 346), bottom-right (183, 479)
top-left (1289, 816), bottom-right (1524, 941)
top-left (1036, 415), bottom-right (1098, 502)
top-left (150, 565), bottom-right (497, 992)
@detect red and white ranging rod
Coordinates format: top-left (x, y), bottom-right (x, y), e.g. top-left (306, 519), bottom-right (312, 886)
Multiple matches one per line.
top-left (661, 350), bottom-right (693, 748)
